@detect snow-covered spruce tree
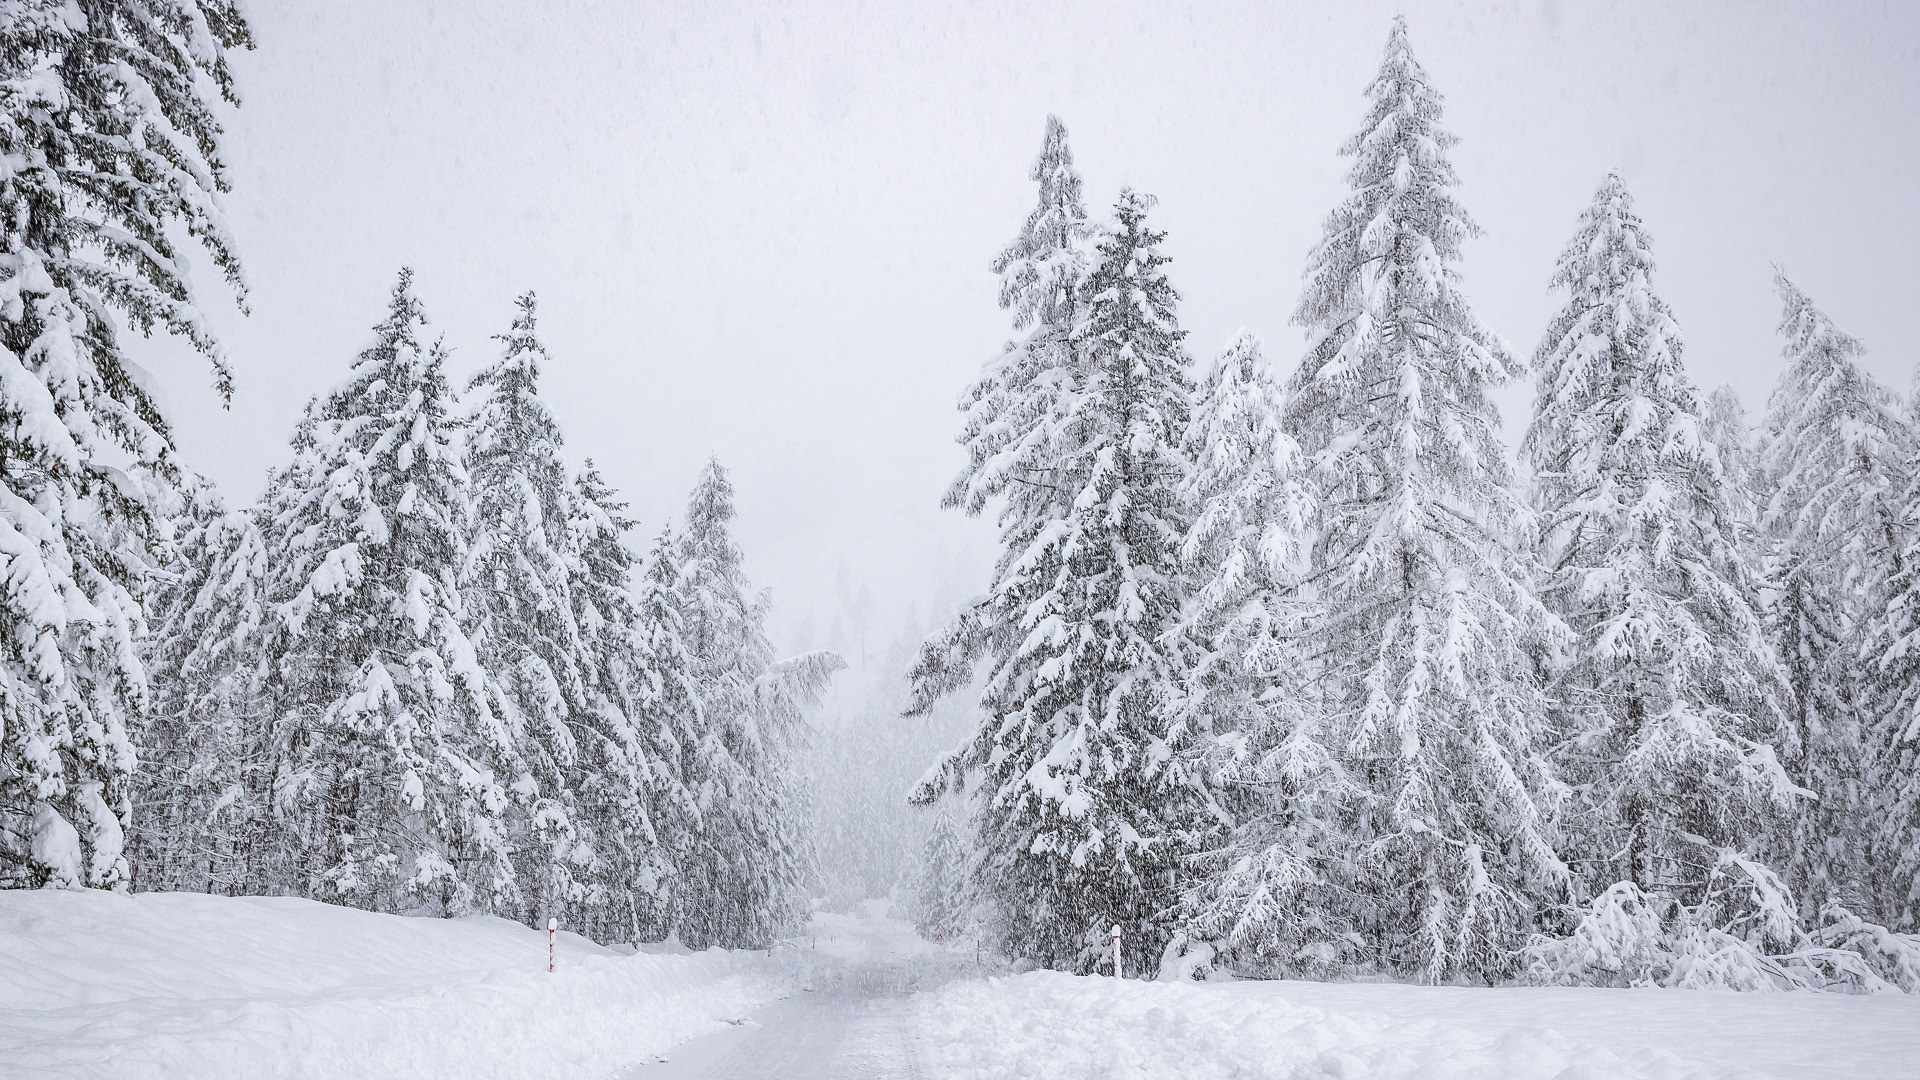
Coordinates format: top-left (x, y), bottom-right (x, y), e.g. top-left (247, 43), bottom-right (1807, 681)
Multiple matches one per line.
top-left (1871, 412), bottom-right (1920, 933)
top-left (565, 463), bottom-right (680, 942)
top-left (629, 523), bottom-right (705, 940)
top-left (1280, 17), bottom-right (1565, 983)
top-left (906, 119), bottom-right (1097, 759)
top-left (907, 116), bottom-right (1096, 713)
top-left (126, 477), bottom-right (272, 893)
top-left (911, 190), bottom-right (1209, 975)
top-left (1519, 174), bottom-right (1798, 975)
top-left (257, 271), bottom-right (521, 914)
top-left (0, 1), bottom-right (252, 889)
top-left (672, 459), bottom-right (839, 948)
top-left (1758, 271), bottom-right (1909, 916)
top-left (462, 293), bottom-right (592, 925)
top-left (1173, 331), bottom-right (1343, 977)
top-left (1879, 369), bottom-right (1920, 936)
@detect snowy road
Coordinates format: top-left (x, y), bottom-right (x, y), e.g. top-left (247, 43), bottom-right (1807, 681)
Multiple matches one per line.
top-left (625, 906), bottom-right (964, 1079)
top-left (631, 991), bottom-right (926, 1080)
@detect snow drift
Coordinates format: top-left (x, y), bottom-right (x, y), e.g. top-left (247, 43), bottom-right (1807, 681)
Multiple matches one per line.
top-left (0, 890), bottom-right (789, 1079)
top-left (914, 969), bottom-right (1920, 1080)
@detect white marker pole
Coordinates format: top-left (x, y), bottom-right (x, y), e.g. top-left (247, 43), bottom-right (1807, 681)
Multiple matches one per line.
top-left (547, 917), bottom-right (557, 973)
top-left (1111, 924), bottom-right (1122, 979)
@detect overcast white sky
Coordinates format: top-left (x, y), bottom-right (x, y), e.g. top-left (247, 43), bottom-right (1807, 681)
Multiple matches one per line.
top-left (139, 0), bottom-right (1920, 655)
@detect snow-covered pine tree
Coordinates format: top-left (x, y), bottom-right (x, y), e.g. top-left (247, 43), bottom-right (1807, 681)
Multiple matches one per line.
top-left (1758, 271), bottom-right (1909, 916)
top-left (672, 459), bottom-right (839, 947)
top-left (911, 190), bottom-right (1208, 975)
top-left (462, 293), bottom-right (591, 926)
top-left (127, 477), bottom-right (272, 893)
top-left (257, 271), bottom-right (521, 914)
top-left (910, 117), bottom-right (1098, 713)
top-left (1281, 17), bottom-right (1564, 983)
top-left (1174, 331), bottom-right (1343, 976)
top-left (1880, 369), bottom-right (1920, 932)
top-left (629, 523), bottom-right (704, 940)
top-left (1521, 174), bottom-right (1796, 930)
top-left (0, 1), bottom-right (252, 889)
top-left (564, 462), bottom-right (679, 942)
top-left (1874, 462), bottom-right (1920, 931)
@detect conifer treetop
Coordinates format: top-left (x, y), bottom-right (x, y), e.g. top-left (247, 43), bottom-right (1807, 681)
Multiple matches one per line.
top-left (322, 269), bottom-right (439, 420)
top-left (1292, 17), bottom-right (1518, 483)
top-left (1295, 16), bottom-right (1497, 367)
top-left (1077, 188), bottom-right (1183, 371)
top-left (1705, 385), bottom-right (1754, 469)
top-left (1774, 269), bottom-right (1864, 374)
top-left (468, 291), bottom-right (561, 446)
top-left (1524, 171), bottom-right (1698, 484)
top-left (682, 456), bottom-right (745, 579)
top-left (466, 290), bottom-right (571, 569)
top-left (1760, 269), bottom-right (1907, 573)
top-left (992, 114), bottom-right (1092, 332)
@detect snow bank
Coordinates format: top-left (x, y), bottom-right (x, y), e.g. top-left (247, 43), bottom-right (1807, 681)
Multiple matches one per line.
top-left (915, 970), bottom-right (1920, 1080)
top-left (0, 890), bottom-right (789, 1079)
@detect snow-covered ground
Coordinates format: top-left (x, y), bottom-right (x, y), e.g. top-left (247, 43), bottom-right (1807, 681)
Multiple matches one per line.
top-left (0, 890), bottom-right (788, 1079)
top-left (8, 890), bottom-right (1919, 1079)
top-left (916, 970), bottom-right (1920, 1080)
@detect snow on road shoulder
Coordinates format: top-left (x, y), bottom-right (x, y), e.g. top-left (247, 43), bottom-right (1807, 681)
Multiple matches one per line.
top-left (913, 970), bottom-right (1920, 1080)
top-left (0, 889), bottom-right (789, 1080)
top-left (1218, 979), bottom-right (1920, 1080)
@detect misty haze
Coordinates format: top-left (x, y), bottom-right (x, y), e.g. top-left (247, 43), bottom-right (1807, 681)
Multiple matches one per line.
top-left (2, 2), bottom-right (1919, 1078)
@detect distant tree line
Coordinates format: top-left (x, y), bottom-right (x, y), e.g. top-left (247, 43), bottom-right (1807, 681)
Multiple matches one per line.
top-left (909, 18), bottom-right (1920, 991)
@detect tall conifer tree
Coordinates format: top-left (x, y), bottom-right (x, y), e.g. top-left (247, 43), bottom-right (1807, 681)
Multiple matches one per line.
top-left (463, 293), bottom-right (590, 923)
top-left (1759, 272), bottom-right (1909, 913)
top-left (1176, 332), bottom-right (1338, 974)
top-left (0, 0), bottom-right (252, 888)
top-left (912, 118), bottom-right (1097, 701)
top-left (565, 462), bottom-right (678, 940)
top-left (1282, 17), bottom-right (1563, 982)
top-left (913, 190), bottom-right (1206, 973)
top-left (1874, 450), bottom-right (1920, 931)
top-left (673, 459), bottom-right (837, 947)
top-left (256, 272), bottom-right (520, 914)
top-left (1704, 387), bottom-right (1758, 529)
top-left (630, 523), bottom-right (704, 938)
top-left (1523, 174), bottom-right (1795, 914)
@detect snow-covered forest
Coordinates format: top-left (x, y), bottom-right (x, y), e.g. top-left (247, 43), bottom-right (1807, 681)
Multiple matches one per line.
top-left (2, 4), bottom-right (1918, 1054)
top-left (903, 20), bottom-right (1920, 992)
top-left (0, 1), bottom-right (839, 950)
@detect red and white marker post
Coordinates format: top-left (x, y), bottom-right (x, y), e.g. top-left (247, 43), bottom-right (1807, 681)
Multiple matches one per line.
top-left (547, 917), bottom-right (557, 973)
top-left (1111, 924), bottom-right (1122, 979)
